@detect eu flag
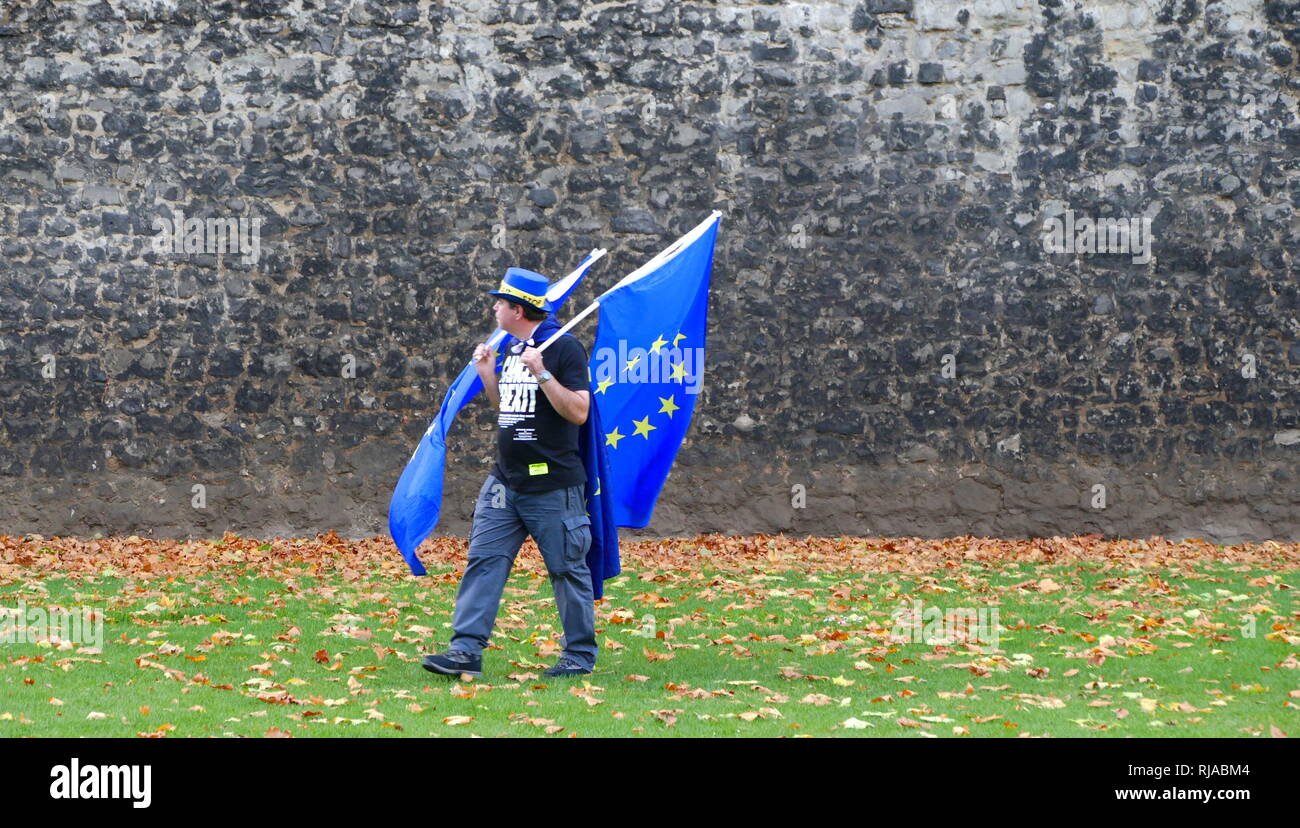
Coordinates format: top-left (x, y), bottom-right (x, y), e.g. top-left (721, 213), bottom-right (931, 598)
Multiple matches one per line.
top-left (578, 388), bottom-right (621, 599)
top-left (387, 251), bottom-right (604, 576)
top-left (589, 214), bottom-right (719, 528)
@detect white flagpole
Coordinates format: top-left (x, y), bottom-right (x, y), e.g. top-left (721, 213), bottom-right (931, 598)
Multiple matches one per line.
top-left (535, 212), bottom-right (720, 353)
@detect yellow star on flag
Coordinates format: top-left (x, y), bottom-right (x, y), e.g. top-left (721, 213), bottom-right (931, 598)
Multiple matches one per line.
top-left (595, 377), bottom-right (615, 394)
top-left (657, 394), bottom-right (680, 418)
top-left (605, 427), bottom-right (625, 449)
top-left (672, 333), bottom-right (687, 348)
top-left (625, 354), bottom-right (641, 371)
top-left (667, 361), bottom-right (689, 382)
top-left (648, 334), bottom-right (668, 354)
top-left (632, 415), bottom-right (656, 439)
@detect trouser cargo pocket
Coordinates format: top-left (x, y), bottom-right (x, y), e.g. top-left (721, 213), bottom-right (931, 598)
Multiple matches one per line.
top-left (561, 513), bottom-right (592, 573)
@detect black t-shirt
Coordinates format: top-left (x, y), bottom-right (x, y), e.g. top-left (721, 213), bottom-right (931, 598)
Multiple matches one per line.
top-left (491, 333), bottom-right (589, 493)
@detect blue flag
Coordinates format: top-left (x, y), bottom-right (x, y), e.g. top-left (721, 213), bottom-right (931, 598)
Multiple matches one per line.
top-left (387, 251), bottom-right (603, 576)
top-left (578, 393), bottom-right (621, 599)
top-left (589, 214), bottom-right (719, 528)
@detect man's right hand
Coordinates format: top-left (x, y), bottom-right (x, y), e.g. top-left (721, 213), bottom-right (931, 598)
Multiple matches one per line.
top-left (474, 342), bottom-right (500, 407)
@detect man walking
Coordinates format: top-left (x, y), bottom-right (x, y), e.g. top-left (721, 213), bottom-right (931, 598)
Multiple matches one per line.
top-left (423, 267), bottom-right (597, 679)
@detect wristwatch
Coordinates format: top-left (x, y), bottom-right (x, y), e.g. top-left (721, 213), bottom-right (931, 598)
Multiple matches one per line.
top-left (536, 370), bottom-right (553, 384)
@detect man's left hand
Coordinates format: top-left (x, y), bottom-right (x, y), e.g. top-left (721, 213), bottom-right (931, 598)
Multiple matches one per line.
top-left (521, 346), bottom-right (544, 376)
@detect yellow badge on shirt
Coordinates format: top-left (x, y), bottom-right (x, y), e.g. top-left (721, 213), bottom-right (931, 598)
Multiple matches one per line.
top-left (528, 462), bottom-right (549, 476)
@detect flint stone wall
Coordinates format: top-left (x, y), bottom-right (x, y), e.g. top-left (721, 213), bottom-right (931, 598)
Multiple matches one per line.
top-left (1, 0), bottom-right (1299, 545)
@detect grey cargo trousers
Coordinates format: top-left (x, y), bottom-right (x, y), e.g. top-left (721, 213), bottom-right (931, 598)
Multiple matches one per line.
top-left (449, 473), bottom-right (597, 669)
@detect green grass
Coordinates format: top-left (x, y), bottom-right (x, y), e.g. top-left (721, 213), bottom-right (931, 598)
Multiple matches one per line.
top-left (1, 547), bottom-right (1296, 737)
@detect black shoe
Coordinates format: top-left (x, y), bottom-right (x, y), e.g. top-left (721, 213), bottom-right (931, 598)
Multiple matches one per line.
top-left (543, 656), bottom-right (593, 678)
top-left (422, 649), bottom-right (482, 677)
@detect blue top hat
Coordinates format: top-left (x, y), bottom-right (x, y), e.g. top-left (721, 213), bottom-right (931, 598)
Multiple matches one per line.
top-left (486, 267), bottom-right (554, 313)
